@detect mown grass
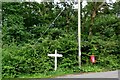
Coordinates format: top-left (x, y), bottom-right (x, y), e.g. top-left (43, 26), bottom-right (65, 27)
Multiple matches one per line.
top-left (18, 68), bottom-right (78, 78)
top-left (17, 65), bottom-right (110, 78)
top-left (2, 63), bottom-right (119, 79)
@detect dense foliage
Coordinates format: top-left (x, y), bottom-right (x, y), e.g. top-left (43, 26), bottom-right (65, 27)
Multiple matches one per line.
top-left (2, 1), bottom-right (120, 78)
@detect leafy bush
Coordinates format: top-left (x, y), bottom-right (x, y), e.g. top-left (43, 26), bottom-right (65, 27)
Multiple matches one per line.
top-left (2, 2), bottom-right (120, 78)
top-left (2, 32), bottom-right (78, 78)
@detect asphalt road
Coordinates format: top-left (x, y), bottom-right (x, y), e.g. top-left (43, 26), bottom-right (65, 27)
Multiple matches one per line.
top-left (57, 70), bottom-right (119, 78)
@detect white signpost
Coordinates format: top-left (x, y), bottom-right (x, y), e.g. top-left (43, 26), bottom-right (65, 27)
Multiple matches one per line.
top-left (48, 50), bottom-right (63, 71)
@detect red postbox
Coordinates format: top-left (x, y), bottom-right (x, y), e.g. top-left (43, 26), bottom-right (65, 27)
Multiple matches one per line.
top-left (90, 55), bottom-right (96, 63)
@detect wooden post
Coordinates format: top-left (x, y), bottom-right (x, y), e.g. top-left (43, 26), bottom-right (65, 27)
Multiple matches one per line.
top-left (48, 50), bottom-right (63, 71)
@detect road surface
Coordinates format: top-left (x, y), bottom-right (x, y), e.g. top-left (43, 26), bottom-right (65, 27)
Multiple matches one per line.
top-left (57, 70), bottom-right (119, 78)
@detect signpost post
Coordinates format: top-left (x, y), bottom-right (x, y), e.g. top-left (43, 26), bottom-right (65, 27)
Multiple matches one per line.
top-left (48, 50), bottom-right (63, 71)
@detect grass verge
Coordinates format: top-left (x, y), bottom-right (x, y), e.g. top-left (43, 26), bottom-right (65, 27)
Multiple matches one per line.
top-left (17, 65), bottom-right (113, 78)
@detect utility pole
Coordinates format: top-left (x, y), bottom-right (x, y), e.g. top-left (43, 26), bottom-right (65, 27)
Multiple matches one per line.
top-left (78, 0), bottom-right (81, 67)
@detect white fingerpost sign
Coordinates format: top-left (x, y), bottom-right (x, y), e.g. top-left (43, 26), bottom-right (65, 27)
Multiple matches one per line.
top-left (48, 50), bottom-right (63, 71)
